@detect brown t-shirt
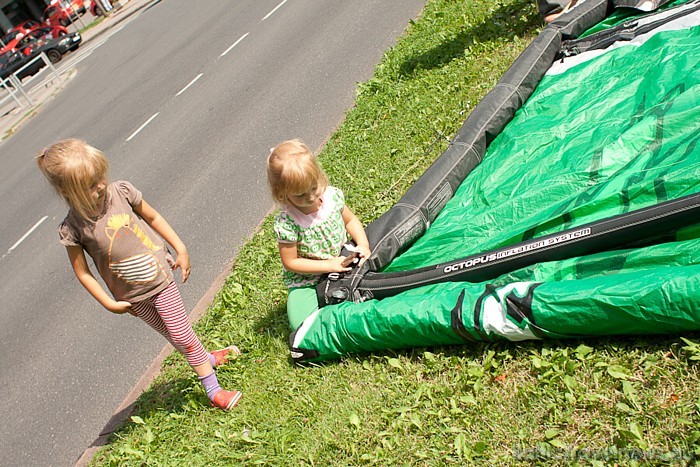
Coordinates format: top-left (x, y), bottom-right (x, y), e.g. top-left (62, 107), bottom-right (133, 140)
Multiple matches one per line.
top-left (59, 181), bottom-right (174, 303)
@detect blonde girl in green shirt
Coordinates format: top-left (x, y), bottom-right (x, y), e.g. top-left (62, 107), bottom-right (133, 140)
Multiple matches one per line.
top-left (267, 139), bottom-right (371, 329)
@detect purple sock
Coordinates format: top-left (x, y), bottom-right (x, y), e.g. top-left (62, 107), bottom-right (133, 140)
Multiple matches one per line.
top-left (208, 352), bottom-right (216, 368)
top-left (198, 371), bottom-right (221, 400)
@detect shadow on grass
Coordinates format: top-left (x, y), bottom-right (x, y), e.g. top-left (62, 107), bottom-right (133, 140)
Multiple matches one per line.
top-left (399, 0), bottom-right (541, 77)
top-left (131, 375), bottom-right (203, 413)
top-left (293, 329), bottom-right (700, 370)
top-left (255, 299), bottom-right (290, 340)
top-left (86, 375), bottom-right (198, 453)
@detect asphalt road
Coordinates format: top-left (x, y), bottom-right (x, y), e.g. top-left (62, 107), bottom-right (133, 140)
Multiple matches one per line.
top-left (0, 0), bottom-right (426, 465)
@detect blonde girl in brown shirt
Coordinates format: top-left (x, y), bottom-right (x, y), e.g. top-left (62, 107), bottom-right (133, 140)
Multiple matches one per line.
top-left (37, 138), bottom-right (242, 410)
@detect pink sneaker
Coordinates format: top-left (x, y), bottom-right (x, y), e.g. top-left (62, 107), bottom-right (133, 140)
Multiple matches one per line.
top-left (211, 345), bottom-right (241, 366)
top-left (210, 390), bottom-right (242, 410)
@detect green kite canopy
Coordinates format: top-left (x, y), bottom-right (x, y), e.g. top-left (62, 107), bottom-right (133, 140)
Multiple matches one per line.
top-left (292, 0), bottom-right (700, 362)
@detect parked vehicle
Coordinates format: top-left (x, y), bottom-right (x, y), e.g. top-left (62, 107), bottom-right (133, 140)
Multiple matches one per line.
top-left (0, 31), bottom-right (81, 81)
top-left (30, 25), bottom-right (70, 40)
top-left (1, 34), bottom-right (26, 54)
top-left (90, 0), bottom-right (115, 17)
top-left (0, 26), bottom-right (68, 54)
top-left (42, 1), bottom-right (82, 27)
top-left (71, 0), bottom-right (87, 15)
top-left (1, 19), bottom-right (41, 44)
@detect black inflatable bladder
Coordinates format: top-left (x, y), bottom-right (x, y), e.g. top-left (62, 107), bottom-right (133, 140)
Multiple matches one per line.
top-left (317, 191), bottom-right (700, 306)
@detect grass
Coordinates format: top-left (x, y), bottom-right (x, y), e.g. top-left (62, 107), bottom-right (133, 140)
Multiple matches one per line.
top-left (90, 0), bottom-right (700, 465)
top-left (79, 15), bottom-right (106, 35)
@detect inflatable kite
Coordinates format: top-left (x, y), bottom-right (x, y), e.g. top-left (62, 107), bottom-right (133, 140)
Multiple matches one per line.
top-left (290, 0), bottom-right (700, 362)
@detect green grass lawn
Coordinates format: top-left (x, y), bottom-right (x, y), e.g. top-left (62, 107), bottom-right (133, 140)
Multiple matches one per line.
top-left (91, 0), bottom-right (700, 465)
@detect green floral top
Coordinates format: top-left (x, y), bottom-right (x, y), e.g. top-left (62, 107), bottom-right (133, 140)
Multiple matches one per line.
top-left (274, 186), bottom-right (346, 288)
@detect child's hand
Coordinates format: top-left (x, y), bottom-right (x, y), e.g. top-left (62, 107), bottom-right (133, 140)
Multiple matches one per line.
top-left (109, 300), bottom-right (132, 314)
top-left (344, 243), bottom-right (372, 267)
top-left (173, 251), bottom-right (191, 283)
top-left (356, 245), bottom-right (372, 266)
top-left (328, 255), bottom-right (356, 273)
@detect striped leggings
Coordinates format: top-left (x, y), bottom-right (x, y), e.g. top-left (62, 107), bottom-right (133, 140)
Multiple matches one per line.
top-left (130, 281), bottom-right (209, 367)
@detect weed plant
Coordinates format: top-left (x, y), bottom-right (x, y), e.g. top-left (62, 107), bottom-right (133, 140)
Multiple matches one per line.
top-left (92, 0), bottom-right (700, 465)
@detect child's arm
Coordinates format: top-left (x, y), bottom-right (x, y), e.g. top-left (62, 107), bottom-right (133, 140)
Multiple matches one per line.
top-left (342, 206), bottom-right (371, 266)
top-left (133, 199), bottom-right (191, 283)
top-left (279, 243), bottom-right (356, 275)
top-left (65, 246), bottom-right (131, 314)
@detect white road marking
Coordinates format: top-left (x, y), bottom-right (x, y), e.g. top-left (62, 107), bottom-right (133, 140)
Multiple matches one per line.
top-left (58, 49), bottom-right (94, 71)
top-left (111, 24), bottom-right (126, 35)
top-left (262, 0), bottom-right (288, 20)
top-left (220, 33), bottom-right (249, 57)
top-left (175, 73), bottom-right (203, 96)
top-left (126, 112), bottom-right (159, 141)
top-left (87, 36), bottom-right (110, 50)
top-left (6, 216), bottom-right (47, 255)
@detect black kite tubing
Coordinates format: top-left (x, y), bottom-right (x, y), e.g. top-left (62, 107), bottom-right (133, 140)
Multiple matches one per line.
top-left (317, 191), bottom-right (700, 306)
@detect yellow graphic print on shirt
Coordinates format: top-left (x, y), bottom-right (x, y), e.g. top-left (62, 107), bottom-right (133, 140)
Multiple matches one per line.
top-left (105, 213), bottom-right (165, 283)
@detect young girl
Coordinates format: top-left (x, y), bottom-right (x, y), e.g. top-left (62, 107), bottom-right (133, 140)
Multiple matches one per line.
top-left (267, 139), bottom-right (371, 329)
top-left (37, 139), bottom-right (242, 410)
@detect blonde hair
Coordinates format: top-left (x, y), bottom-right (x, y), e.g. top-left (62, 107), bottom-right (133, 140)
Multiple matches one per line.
top-left (266, 139), bottom-right (328, 204)
top-left (36, 138), bottom-right (109, 220)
